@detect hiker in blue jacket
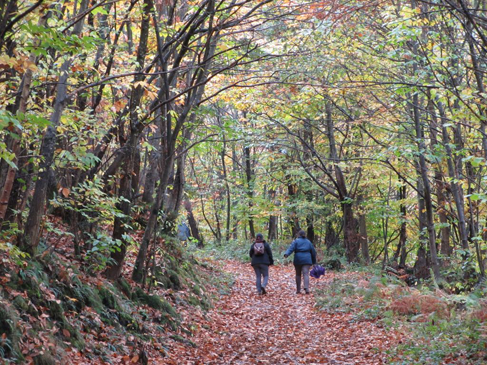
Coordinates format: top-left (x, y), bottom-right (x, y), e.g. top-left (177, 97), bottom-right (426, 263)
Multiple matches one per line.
top-left (284, 230), bottom-right (317, 294)
top-left (249, 233), bottom-right (274, 295)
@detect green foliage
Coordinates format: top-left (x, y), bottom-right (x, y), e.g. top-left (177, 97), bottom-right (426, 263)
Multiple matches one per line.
top-left (84, 232), bottom-right (121, 272)
top-left (314, 266), bottom-right (487, 364)
top-left (0, 239), bottom-right (29, 267)
top-left (390, 313), bottom-right (487, 364)
top-left (21, 21), bottom-right (100, 55)
top-left (0, 300), bottom-right (22, 362)
top-left (50, 177), bottom-right (130, 271)
top-left (191, 239), bottom-right (251, 261)
top-left (441, 251), bottom-right (481, 294)
top-left (189, 239), bottom-right (289, 265)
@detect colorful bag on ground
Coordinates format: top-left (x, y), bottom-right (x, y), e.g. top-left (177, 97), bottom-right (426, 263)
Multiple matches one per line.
top-left (310, 265), bottom-right (325, 278)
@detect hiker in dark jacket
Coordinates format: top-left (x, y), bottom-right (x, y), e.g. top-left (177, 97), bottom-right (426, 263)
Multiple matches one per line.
top-left (249, 233), bottom-right (274, 295)
top-left (284, 230), bottom-right (317, 294)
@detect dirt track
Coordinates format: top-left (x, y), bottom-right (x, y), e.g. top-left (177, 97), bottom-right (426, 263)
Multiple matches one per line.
top-left (163, 261), bottom-right (398, 364)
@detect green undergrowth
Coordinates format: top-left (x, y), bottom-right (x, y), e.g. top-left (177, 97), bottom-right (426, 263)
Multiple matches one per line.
top-left (0, 239), bottom-right (231, 364)
top-left (189, 239), bottom-right (289, 264)
top-left (315, 269), bottom-right (487, 364)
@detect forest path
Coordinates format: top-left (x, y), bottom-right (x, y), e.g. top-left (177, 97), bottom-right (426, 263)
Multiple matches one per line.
top-left (164, 261), bottom-right (398, 365)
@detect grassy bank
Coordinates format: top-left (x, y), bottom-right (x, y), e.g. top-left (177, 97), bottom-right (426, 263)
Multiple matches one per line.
top-left (314, 267), bottom-right (487, 364)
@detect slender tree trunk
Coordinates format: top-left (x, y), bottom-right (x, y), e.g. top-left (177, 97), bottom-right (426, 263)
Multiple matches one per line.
top-left (267, 188), bottom-right (278, 241)
top-left (287, 182), bottom-right (300, 237)
top-left (466, 20), bottom-right (487, 159)
top-left (244, 144), bottom-right (255, 238)
top-left (325, 101), bottom-right (359, 262)
top-left (414, 174), bottom-right (430, 279)
top-left (412, 92), bottom-right (440, 280)
top-left (132, 149), bottom-right (176, 282)
top-left (437, 101), bottom-right (469, 249)
top-left (106, 0), bottom-right (152, 279)
top-left (357, 194), bottom-right (369, 264)
top-left (184, 199), bottom-right (203, 247)
top-left (306, 217), bottom-right (315, 244)
top-left (21, 57), bottom-right (71, 254)
top-left (0, 13), bottom-right (48, 224)
top-left (133, 0), bottom-right (219, 280)
top-left (4, 144), bottom-right (34, 229)
top-left (221, 137), bottom-right (231, 242)
top-left (428, 100), bottom-right (452, 258)
top-left (397, 183), bottom-right (408, 267)
top-left (166, 151), bottom-right (186, 216)
top-left (142, 148), bottom-right (159, 204)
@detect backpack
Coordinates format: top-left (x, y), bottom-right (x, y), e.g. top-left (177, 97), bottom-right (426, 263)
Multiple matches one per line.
top-left (254, 241), bottom-right (265, 256)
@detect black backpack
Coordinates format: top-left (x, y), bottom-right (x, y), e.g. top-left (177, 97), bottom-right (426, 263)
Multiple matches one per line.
top-left (254, 241), bottom-right (265, 256)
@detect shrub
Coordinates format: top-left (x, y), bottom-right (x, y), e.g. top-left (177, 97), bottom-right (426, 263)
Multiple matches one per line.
top-left (390, 294), bottom-right (449, 318)
top-left (470, 299), bottom-right (487, 322)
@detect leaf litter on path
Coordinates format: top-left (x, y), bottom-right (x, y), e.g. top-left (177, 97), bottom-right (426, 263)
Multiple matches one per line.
top-left (163, 261), bottom-right (399, 365)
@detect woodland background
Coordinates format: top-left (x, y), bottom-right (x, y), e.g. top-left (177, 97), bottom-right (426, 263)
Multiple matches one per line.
top-left (1, 0), bottom-right (487, 364)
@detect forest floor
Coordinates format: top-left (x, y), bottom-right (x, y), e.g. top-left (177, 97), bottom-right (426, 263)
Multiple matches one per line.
top-left (162, 261), bottom-right (400, 364)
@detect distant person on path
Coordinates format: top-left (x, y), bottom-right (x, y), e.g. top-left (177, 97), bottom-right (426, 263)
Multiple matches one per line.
top-left (177, 222), bottom-right (191, 246)
top-left (284, 230), bottom-right (317, 294)
top-left (249, 233), bottom-right (274, 295)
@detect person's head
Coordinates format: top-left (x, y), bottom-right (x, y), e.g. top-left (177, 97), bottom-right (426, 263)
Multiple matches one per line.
top-left (297, 230), bottom-right (306, 238)
top-left (255, 233), bottom-right (264, 242)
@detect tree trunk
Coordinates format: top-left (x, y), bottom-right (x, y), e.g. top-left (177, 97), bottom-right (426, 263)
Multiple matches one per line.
top-left (0, 13), bottom-right (48, 224)
top-left (428, 100), bottom-right (452, 258)
top-left (267, 188), bottom-right (278, 241)
top-left (287, 182), bottom-right (300, 237)
top-left (306, 217), bottom-right (315, 244)
top-left (393, 183), bottom-right (408, 267)
top-left (21, 57), bottom-right (71, 254)
top-left (142, 147), bottom-right (159, 204)
top-left (221, 136), bottom-right (231, 242)
top-left (244, 144), bottom-right (255, 238)
top-left (411, 92), bottom-right (440, 280)
top-left (325, 100), bottom-right (359, 262)
top-left (184, 199), bottom-right (203, 247)
top-left (133, 0), bottom-right (219, 280)
top-left (414, 174), bottom-right (430, 279)
top-left (106, 0), bottom-right (152, 280)
top-left (325, 220), bottom-right (339, 250)
top-left (437, 101), bottom-right (469, 249)
top-left (357, 195), bottom-right (369, 264)
top-left (166, 151), bottom-right (186, 216)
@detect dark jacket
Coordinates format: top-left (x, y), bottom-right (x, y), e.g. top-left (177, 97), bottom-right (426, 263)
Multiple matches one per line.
top-left (284, 237), bottom-right (317, 265)
top-left (249, 241), bottom-right (274, 266)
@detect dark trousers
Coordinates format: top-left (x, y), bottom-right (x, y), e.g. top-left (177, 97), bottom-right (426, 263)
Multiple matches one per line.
top-left (294, 264), bottom-right (311, 292)
top-left (252, 264), bottom-right (269, 293)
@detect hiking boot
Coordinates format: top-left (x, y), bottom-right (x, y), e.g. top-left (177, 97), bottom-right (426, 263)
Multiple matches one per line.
top-left (296, 290), bottom-right (300, 294)
top-left (305, 289), bottom-right (310, 294)
top-left (261, 287), bottom-right (266, 295)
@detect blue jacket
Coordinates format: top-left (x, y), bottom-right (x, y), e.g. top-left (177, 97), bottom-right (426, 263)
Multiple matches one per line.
top-left (285, 237), bottom-right (317, 265)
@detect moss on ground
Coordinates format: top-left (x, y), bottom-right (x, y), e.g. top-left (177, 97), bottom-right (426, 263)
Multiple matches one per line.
top-left (67, 277), bottom-right (103, 312)
top-left (98, 287), bottom-right (119, 310)
top-left (117, 277), bottom-right (132, 299)
top-left (0, 301), bottom-right (22, 361)
top-left (117, 312), bottom-right (140, 331)
top-left (133, 287), bottom-right (177, 316)
top-left (167, 269), bottom-right (181, 290)
top-left (1, 245), bottom-right (218, 364)
top-left (33, 353), bottom-right (56, 365)
top-left (48, 300), bottom-right (65, 321)
top-left (60, 320), bottom-right (85, 349)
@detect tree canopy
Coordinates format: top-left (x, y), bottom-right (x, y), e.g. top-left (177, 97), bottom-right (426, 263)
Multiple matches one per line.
top-left (1, 0), bottom-right (487, 288)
